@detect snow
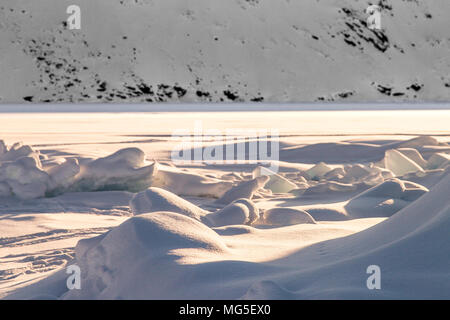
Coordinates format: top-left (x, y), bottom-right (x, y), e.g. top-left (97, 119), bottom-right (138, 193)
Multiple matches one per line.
top-left (345, 178), bottom-right (429, 218)
top-left (1, 0), bottom-right (450, 103)
top-left (261, 208), bottom-right (316, 227)
top-left (73, 148), bottom-right (157, 193)
top-left (130, 187), bottom-right (209, 223)
top-left (215, 176), bottom-right (270, 205)
top-left (0, 110), bottom-right (449, 300)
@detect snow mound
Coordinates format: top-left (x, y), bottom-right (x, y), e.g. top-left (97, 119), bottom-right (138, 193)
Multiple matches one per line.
top-left (207, 202), bottom-right (251, 227)
top-left (65, 212), bottom-right (228, 299)
top-left (346, 178), bottom-right (428, 217)
top-left (227, 198), bottom-right (260, 225)
top-left (207, 198), bottom-right (260, 227)
top-left (215, 176), bottom-right (269, 205)
top-left (262, 208), bottom-right (316, 227)
top-left (130, 187), bottom-right (208, 223)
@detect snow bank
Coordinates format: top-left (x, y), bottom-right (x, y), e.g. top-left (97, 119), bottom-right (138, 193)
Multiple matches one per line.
top-left (64, 212), bottom-right (229, 299)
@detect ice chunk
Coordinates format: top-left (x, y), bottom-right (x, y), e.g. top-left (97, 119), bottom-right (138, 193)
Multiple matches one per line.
top-left (0, 156), bottom-right (50, 199)
top-left (397, 148), bottom-right (428, 168)
top-left (305, 162), bottom-right (333, 180)
top-left (74, 148), bottom-right (157, 192)
top-left (252, 166), bottom-right (297, 193)
top-left (379, 149), bottom-right (424, 176)
top-left (0, 140), bottom-right (6, 155)
top-left (47, 158), bottom-right (80, 191)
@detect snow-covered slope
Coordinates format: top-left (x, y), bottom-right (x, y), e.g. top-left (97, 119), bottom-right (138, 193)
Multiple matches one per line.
top-left (1, 0), bottom-right (449, 103)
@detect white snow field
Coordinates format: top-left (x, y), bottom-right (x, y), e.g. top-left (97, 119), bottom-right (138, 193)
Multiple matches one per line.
top-left (0, 108), bottom-right (449, 299)
top-left (1, 0), bottom-right (450, 103)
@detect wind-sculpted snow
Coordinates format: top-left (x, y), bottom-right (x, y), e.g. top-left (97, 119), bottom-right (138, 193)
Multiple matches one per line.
top-left (62, 173), bottom-right (449, 299)
top-left (2, 135), bottom-right (449, 300)
top-left (130, 188), bottom-right (259, 227)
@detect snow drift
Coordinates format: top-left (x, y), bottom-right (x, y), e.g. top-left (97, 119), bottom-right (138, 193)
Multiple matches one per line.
top-left (58, 173), bottom-right (449, 299)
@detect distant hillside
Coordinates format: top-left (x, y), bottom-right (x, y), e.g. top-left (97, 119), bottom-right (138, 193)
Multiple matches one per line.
top-left (1, 0), bottom-right (449, 103)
